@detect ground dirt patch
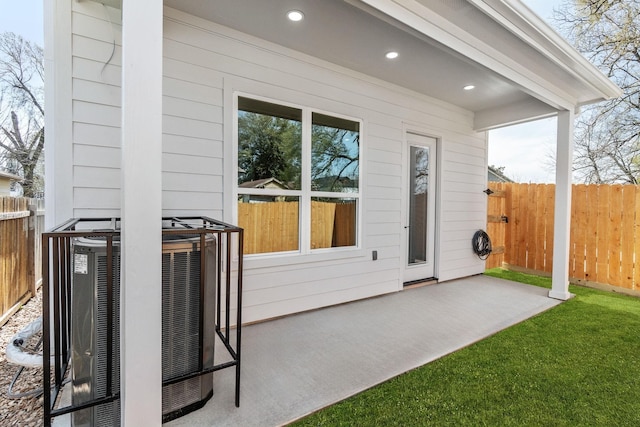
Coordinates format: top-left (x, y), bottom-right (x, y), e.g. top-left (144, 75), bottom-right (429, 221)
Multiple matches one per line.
top-left (0, 290), bottom-right (43, 427)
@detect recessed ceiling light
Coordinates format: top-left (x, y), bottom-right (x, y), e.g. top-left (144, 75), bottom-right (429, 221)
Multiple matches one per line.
top-left (463, 85), bottom-right (475, 91)
top-left (385, 51), bottom-right (399, 59)
top-left (287, 10), bottom-right (304, 22)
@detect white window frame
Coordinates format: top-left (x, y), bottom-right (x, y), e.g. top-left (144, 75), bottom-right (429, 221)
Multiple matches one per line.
top-left (234, 92), bottom-right (363, 259)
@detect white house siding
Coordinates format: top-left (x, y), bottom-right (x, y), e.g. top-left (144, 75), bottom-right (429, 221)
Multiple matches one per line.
top-left (67, 2), bottom-right (486, 323)
top-left (71, 3), bottom-right (123, 218)
top-left (0, 179), bottom-right (11, 196)
top-left (438, 137), bottom-right (489, 281)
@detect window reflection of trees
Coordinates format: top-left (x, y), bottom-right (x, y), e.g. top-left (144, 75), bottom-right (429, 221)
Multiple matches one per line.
top-left (414, 148), bottom-right (429, 195)
top-left (312, 116), bottom-right (359, 193)
top-left (237, 98), bottom-right (361, 254)
top-left (238, 111), bottom-right (302, 189)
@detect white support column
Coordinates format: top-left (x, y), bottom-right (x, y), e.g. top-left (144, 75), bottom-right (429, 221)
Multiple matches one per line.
top-left (549, 109), bottom-right (575, 300)
top-left (44, 0), bottom-right (73, 228)
top-left (121, 0), bottom-right (163, 425)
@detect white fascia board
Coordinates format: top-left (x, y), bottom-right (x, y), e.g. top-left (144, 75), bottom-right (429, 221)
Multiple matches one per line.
top-left (359, 0), bottom-right (576, 111)
top-left (472, 0), bottom-right (622, 102)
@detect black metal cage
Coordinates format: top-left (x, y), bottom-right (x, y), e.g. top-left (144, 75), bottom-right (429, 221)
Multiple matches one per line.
top-left (42, 216), bottom-right (243, 426)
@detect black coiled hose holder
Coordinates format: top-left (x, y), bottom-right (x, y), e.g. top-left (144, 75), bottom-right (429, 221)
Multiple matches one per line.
top-left (472, 230), bottom-right (492, 260)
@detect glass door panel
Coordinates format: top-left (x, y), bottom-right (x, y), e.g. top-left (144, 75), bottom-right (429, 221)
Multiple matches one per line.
top-left (408, 146), bottom-right (429, 265)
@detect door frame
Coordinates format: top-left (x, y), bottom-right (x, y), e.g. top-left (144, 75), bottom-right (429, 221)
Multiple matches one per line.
top-left (401, 127), bottom-right (441, 287)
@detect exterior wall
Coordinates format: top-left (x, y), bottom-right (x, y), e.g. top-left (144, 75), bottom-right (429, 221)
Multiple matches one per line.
top-left (64, 3), bottom-right (486, 323)
top-left (0, 173), bottom-right (21, 196)
top-left (69, 2), bottom-right (122, 218)
top-left (0, 178), bottom-right (11, 196)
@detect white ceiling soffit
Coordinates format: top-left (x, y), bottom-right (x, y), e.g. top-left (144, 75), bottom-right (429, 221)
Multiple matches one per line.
top-left (161, 0), bottom-right (618, 130)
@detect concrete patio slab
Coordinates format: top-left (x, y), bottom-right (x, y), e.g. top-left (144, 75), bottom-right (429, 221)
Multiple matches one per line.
top-left (166, 275), bottom-right (562, 427)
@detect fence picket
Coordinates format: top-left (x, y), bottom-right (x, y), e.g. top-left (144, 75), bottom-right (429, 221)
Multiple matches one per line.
top-left (608, 185), bottom-right (623, 286)
top-left (620, 186), bottom-right (635, 289)
top-left (635, 187), bottom-right (640, 291)
top-left (584, 185), bottom-right (598, 283)
top-left (532, 185), bottom-right (544, 270)
top-left (504, 182), bottom-right (513, 267)
top-left (571, 185), bottom-right (588, 280)
top-left (485, 182), bottom-right (504, 269)
top-left (526, 184), bottom-right (537, 270)
top-left (514, 184), bottom-right (527, 267)
top-left (543, 185), bottom-right (555, 273)
top-left (596, 186), bottom-right (610, 283)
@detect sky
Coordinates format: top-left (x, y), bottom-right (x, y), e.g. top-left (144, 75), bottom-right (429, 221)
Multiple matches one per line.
top-left (0, 0), bottom-right (43, 44)
top-left (488, 0), bottom-right (564, 183)
top-left (1, 0), bottom-right (566, 183)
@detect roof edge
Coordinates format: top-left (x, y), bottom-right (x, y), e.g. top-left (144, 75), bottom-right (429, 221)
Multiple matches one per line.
top-left (479, 0), bottom-right (622, 102)
top-left (0, 170), bottom-right (23, 181)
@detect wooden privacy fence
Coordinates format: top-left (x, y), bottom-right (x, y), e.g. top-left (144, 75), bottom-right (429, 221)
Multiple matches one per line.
top-left (238, 200), bottom-right (356, 254)
top-left (486, 183), bottom-right (556, 272)
top-left (0, 197), bottom-right (45, 326)
top-left (486, 182), bottom-right (640, 293)
top-left (486, 187), bottom-right (508, 270)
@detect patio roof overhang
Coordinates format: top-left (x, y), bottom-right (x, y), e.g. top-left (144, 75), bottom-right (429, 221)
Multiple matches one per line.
top-left (162, 0), bottom-right (621, 130)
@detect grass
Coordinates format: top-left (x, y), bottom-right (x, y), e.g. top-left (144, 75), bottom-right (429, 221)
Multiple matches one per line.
top-left (292, 269), bottom-right (640, 426)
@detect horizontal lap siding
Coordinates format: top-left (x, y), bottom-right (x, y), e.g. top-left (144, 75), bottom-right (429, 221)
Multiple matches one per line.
top-left (69, 3), bottom-right (487, 322)
top-left (71, 4), bottom-right (122, 216)
top-left (71, 3), bottom-right (224, 218)
top-left (438, 133), bottom-right (487, 281)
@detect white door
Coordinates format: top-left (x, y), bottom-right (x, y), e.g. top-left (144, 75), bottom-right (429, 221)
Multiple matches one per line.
top-left (403, 133), bottom-right (437, 284)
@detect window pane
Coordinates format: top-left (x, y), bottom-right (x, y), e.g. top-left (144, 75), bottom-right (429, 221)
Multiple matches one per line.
top-left (311, 113), bottom-right (359, 193)
top-left (238, 97), bottom-right (302, 190)
top-left (408, 146), bottom-right (429, 265)
top-left (311, 197), bottom-right (356, 249)
top-left (237, 195), bottom-right (299, 254)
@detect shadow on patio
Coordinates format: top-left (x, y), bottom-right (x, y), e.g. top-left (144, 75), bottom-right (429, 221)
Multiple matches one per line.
top-left (167, 274), bottom-right (562, 427)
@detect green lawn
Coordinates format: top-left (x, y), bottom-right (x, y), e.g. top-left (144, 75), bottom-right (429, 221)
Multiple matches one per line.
top-left (291, 269), bottom-right (640, 426)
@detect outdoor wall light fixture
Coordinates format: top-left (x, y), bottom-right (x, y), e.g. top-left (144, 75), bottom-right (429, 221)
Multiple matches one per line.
top-left (287, 10), bottom-right (304, 21)
top-left (385, 51), bottom-right (399, 59)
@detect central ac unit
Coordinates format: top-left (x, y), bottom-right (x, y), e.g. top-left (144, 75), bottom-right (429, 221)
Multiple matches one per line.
top-left (71, 238), bottom-right (121, 427)
top-left (70, 234), bottom-right (216, 425)
top-left (160, 234), bottom-right (216, 421)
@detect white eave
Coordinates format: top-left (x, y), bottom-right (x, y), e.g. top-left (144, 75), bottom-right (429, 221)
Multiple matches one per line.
top-left (480, 0), bottom-right (623, 104)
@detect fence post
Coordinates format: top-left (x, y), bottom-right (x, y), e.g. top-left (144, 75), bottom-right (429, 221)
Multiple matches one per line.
top-left (28, 200), bottom-right (37, 297)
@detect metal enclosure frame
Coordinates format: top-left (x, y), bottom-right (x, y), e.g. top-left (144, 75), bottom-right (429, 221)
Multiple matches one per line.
top-left (42, 216), bottom-right (244, 426)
